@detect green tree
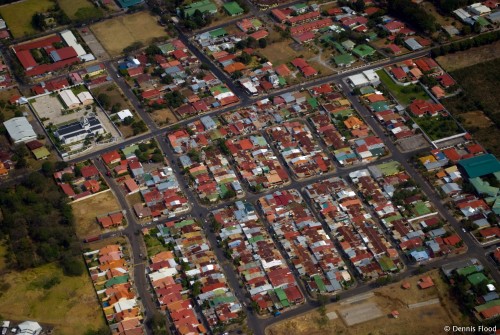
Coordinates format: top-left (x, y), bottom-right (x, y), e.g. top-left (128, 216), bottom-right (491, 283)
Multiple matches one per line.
top-left (258, 38), bottom-right (267, 48)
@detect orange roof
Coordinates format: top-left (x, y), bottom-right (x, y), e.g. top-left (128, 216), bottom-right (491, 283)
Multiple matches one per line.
top-left (344, 116), bottom-right (364, 129)
top-left (418, 276), bottom-right (434, 289)
top-left (224, 62), bottom-right (246, 73)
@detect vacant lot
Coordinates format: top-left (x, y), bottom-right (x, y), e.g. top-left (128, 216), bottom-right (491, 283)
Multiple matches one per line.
top-left (0, 262), bottom-right (105, 335)
top-left (71, 190), bottom-right (122, 238)
top-left (0, 0), bottom-right (54, 37)
top-left (436, 41), bottom-right (500, 72)
top-left (377, 70), bottom-right (430, 106)
top-left (260, 40), bottom-right (316, 67)
top-left (90, 12), bottom-right (167, 57)
top-left (421, 1), bottom-right (462, 33)
top-left (442, 58), bottom-right (500, 156)
top-left (267, 270), bottom-right (465, 335)
top-left (150, 108), bottom-right (178, 127)
top-left (460, 111), bottom-right (494, 129)
top-left (413, 115), bottom-right (463, 141)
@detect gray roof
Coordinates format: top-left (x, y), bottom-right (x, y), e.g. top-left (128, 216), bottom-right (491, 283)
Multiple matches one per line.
top-left (3, 117), bottom-right (37, 143)
top-left (405, 38), bottom-right (422, 50)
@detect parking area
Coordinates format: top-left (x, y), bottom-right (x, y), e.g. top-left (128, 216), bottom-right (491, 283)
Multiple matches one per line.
top-left (339, 301), bottom-right (384, 326)
top-left (397, 134), bottom-right (429, 152)
top-left (30, 95), bottom-right (73, 126)
top-left (78, 27), bottom-right (109, 61)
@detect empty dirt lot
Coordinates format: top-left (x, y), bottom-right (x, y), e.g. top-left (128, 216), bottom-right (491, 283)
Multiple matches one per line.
top-left (90, 11), bottom-right (167, 57)
top-left (266, 270), bottom-right (467, 335)
top-left (436, 40), bottom-right (500, 71)
top-left (71, 190), bottom-right (122, 238)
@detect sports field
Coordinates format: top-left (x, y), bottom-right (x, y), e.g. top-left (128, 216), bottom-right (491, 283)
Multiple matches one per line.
top-left (90, 11), bottom-right (167, 57)
top-left (0, 0), bottom-right (54, 37)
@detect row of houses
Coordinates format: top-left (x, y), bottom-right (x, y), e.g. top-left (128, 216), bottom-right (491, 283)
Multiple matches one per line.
top-left (54, 162), bottom-right (107, 200)
top-left (146, 218), bottom-right (242, 334)
top-left (212, 201), bottom-right (304, 313)
top-left (350, 163), bottom-right (464, 263)
top-left (304, 177), bottom-right (402, 279)
top-left (258, 189), bottom-right (352, 294)
top-left (118, 38), bottom-right (238, 118)
top-left (84, 244), bottom-right (144, 335)
top-left (307, 83), bottom-right (388, 165)
top-left (225, 135), bottom-right (289, 192)
top-left (183, 148), bottom-right (243, 202)
top-left (266, 121), bottom-right (332, 179)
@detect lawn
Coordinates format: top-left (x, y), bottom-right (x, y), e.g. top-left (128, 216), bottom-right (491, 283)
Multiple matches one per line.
top-left (71, 190), bottom-right (122, 239)
top-left (441, 58), bottom-right (500, 156)
top-left (145, 233), bottom-right (167, 257)
top-left (90, 11), bottom-right (167, 57)
top-left (377, 69), bottom-right (431, 106)
top-left (413, 115), bottom-right (462, 141)
top-left (0, 262), bottom-right (105, 335)
top-left (58, 0), bottom-right (103, 21)
top-left (0, 0), bottom-right (55, 38)
top-left (266, 269), bottom-right (465, 335)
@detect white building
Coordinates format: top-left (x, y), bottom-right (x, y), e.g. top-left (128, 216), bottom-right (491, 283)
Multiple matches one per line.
top-left (347, 70), bottom-right (380, 87)
top-left (77, 91), bottom-right (94, 105)
top-left (17, 321), bottom-right (42, 335)
top-left (54, 116), bottom-right (105, 144)
top-left (59, 89), bottom-right (80, 109)
top-left (468, 3), bottom-right (491, 15)
top-left (117, 109), bottom-right (133, 121)
top-left (3, 117), bottom-right (37, 144)
top-left (60, 30), bottom-right (86, 56)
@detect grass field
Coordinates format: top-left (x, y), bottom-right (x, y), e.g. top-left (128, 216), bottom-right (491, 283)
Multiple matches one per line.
top-left (0, 0), bottom-right (55, 38)
top-left (90, 12), bottom-right (167, 57)
top-left (267, 269), bottom-right (466, 335)
top-left (441, 58), bottom-right (500, 156)
top-left (413, 115), bottom-right (462, 141)
top-left (58, 0), bottom-right (102, 20)
top-left (71, 190), bottom-right (122, 238)
top-left (436, 40), bottom-right (500, 72)
top-left (259, 40), bottom-right (316, 67)
top-left (0, 262), bottom-right (105, 335)
top-left (377, 69), bottom-right (431, 106)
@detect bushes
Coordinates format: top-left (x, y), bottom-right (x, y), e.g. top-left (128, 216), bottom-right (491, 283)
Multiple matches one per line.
top-left (432, 30), bottom-right (500, 57)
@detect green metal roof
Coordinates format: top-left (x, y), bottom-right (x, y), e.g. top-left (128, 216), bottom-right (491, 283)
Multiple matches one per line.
top-left (314, 275), bottom-right (327, 292)
top-left (184, 0), bottom-right (217, 17)
top-left (175, 219), bottom-right (196, 228)
top-left (333, 54), bottom-right (355, 66)
top-left (105, 274), bottom-right (129, 287)
top-left (209, 28), bottom-right (228, 38)
top-left (353, 44), bottom-right (376, 58)
top-left (32, 147), bottom-right (50, 160)
top-left (456, 265), bottom-right (480, 277)
top-left (474, 299), bottom-right (500, 312)
top-left (275, 287), bottom-right (287, 301)
top-left (223, 1), bottom-right (244, 16)
top-left (467, 272), bottom-right (488, 286)
top-left (158, 43), bottom-right (175, 54)
top-left (376, 161), bottom-right (401, 176)
top-left (459, 154), bottom-right (500, 178)
top-left (470, 177), bottom-right (499, 197)
top-left (379, 256), bottom-right (396, 271)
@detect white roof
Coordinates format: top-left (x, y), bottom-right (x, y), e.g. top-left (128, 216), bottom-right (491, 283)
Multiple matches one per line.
top-left (117, 109), bottom-right (133, 120)
top-left (18, 321), bottom-right (42, 333)
top-left (363, 69), bottom-right (379, 82)
top-left (3, 117), bottom-right (37, 143)
top-left (114, 298), bottom-right (137, 313)
top-left (348, 73), bottom-right (369, 86)
top-left (59, 89), bottom-right (80, 107)
top-left (77, 91), bottom-right (93, 103)
top-left (60, 30), bottom-right (86, 56)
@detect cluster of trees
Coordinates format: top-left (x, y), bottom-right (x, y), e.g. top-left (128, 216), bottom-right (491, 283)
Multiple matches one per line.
top-left (164, 91), bottom-right (184, 109)
top-left (431, 30), bottom-right (500, 57)
top-left (180, 9), bottom-right (212, 30)
top-left (0, 171), bottom-right (84, 276)
top-left (387, 0), bottom-right (437, 33)
top-left (431, 0), bottom-right (477, 14)
top-left (123, 41), bottom-right (145, 55)
top-left (31, 4), bottom-right (71, 31)
top-left (235, 36), bottom-right (267, 50)
top-left (134, 141), bottom-right (163, 163)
